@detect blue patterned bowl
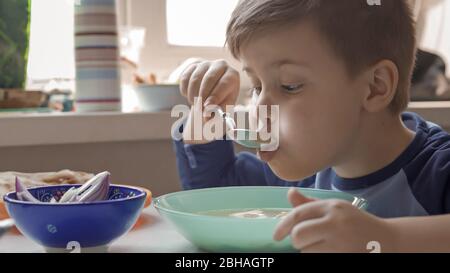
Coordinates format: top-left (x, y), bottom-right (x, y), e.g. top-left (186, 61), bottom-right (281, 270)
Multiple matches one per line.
top-left (3, 184), bottom-right (146, 252)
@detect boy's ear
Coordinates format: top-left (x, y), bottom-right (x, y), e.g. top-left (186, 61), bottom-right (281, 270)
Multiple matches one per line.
top-left (362, 60), bottom-right (399, 113)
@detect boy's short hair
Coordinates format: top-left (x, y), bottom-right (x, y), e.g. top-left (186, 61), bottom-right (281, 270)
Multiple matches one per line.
top-left (226, 0), bottom-right (417, 114)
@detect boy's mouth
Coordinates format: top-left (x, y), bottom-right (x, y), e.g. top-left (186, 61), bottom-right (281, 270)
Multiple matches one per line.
top-left (257, 135), bottom-right (280, 162)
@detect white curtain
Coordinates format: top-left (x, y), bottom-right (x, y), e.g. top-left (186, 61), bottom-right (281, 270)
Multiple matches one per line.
top-left (417, 0), bottom-right (450, 76)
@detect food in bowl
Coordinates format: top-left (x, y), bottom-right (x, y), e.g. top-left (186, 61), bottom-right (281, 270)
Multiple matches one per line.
top-left (1, 170), bottom-right (153, 239)
top-left (0, 170), bottom-right (94, 220)
top-left (15, 171), bottom-right (110, 204)
top-left (155, 186), bottom-right (367, 253)
top-left (198, 209), bottom-right (290, 219)
top-left (0, 170), bottom-right (94, 198)
top-left (3, 184), bottom-right (147, 252)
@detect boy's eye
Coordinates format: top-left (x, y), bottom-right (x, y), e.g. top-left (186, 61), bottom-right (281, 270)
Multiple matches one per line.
top-left (281, 84), bottom-right (303, 94)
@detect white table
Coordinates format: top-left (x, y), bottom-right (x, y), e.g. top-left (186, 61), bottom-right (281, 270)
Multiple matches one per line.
top-left (0, 206), bottom-right (200, 253)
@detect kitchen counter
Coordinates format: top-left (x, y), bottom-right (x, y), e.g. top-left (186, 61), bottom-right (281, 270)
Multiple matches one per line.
top-left (0, 101), bottom-right (450, 148)
top-left (0, 205), bottom-right (199, 253)
top-left (0, 111), bottom-right (177, 148)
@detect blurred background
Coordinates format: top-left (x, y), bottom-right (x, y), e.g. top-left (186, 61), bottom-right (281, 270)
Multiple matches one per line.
top-left (25, 0), bottom-right (450, 104)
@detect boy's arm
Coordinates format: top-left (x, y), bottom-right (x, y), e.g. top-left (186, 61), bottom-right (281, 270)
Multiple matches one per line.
top-left (389, 160), bottom-right (450, 252)
top-left (173, 137), bottom-right (268, 190)
top-left (387, 215), bottom-right (450, 252)
top-left (273, 189), bottom-right (450, 253)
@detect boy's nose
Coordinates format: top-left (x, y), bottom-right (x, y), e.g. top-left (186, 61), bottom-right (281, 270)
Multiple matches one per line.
top-left (250, 90), bottom-right (273, 132)
top-left (254, 89), bottom-right (272, 109)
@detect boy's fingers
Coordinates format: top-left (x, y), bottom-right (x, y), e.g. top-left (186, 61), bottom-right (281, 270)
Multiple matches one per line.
top-left (291, 218), bottom-right (328, 250)
top-left (198, 61), bottom-right (228, 104)
top-left (187, 62), bottom-right (210, 104)
top-left (273, 200), bottom-right (327, 241)
top-left (288, 188), bottom-right (315, 207)
top-left (179, 63), bottom-right (198, 99)
top-left (204, 68), bottom-right (239, 108)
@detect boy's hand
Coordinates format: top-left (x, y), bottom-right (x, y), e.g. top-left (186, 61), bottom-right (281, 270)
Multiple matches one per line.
top-left (179, 59), bottom-right (240, 144)
top-left (180, 59), bottom-right (240, 108)
top-left (273, 188), bottom-right (397, 253)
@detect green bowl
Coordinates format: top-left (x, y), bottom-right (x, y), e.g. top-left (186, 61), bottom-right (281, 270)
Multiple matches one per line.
top-left (154, 186), bottom-right (367, 253)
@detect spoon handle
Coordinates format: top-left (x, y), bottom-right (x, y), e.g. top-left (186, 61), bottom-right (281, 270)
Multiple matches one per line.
top-left (215, 108), bottom-right (236, 130)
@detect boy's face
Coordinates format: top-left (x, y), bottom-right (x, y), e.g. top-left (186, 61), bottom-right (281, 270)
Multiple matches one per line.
top-left (240, 21), bottom-right (368, 181)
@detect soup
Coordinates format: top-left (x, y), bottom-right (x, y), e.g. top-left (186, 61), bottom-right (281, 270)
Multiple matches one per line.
top-left (197, 209), bottom-right (291, 219)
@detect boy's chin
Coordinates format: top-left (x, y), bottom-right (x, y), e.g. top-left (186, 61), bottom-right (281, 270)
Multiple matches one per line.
top-left (268, 162), bottom-right (311, 182)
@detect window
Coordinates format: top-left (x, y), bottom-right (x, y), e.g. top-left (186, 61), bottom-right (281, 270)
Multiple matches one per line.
top-left (166, 0), bottom-right (239, 47)
top-left (27, 0), bottom-right (75, 87)
top-left (419, 0), bottom-right (450, 76)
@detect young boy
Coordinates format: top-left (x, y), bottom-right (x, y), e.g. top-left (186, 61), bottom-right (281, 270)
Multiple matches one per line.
top-left (173, 0), bottom-right (450, 252)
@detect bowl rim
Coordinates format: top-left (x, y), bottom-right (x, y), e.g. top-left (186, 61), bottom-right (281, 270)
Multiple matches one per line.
top-left (3, 184), bottom-right (146, 206)
top-left (154, 186), bottom-right (368, 219)
top-left (134, 84), bottom-right (180, 88)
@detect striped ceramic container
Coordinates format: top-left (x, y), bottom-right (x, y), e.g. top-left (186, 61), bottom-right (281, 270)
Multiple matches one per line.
top-left (74, 0), bottom-right (121, 112)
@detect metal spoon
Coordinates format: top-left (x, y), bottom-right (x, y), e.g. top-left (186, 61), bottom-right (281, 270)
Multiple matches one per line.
top-left (214, 108), bottom-right (270, 149)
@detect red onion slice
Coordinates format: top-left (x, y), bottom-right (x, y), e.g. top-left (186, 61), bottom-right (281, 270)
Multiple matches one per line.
top-left (15, 177), bottom-right (40, 203)
top-left (14, 172), bottom-right (112, 204)
top-left (76, 171), bottom-right (110, 202)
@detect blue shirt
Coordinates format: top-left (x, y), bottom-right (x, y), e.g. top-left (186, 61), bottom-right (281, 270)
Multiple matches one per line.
top-left (173, 112), bottom-right (450, 218)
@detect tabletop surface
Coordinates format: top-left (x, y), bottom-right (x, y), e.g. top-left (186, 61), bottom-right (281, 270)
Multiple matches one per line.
top-left (0, 206), bottom-right (200, 253)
